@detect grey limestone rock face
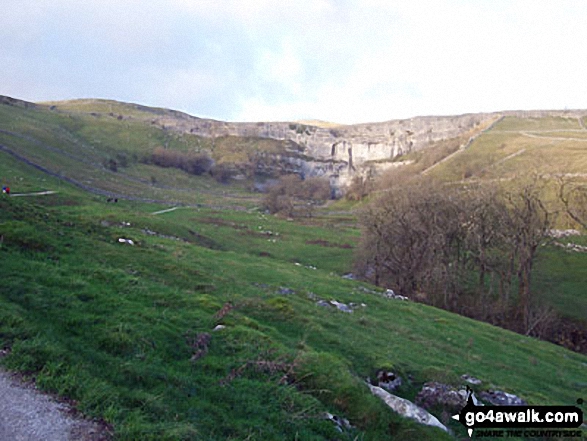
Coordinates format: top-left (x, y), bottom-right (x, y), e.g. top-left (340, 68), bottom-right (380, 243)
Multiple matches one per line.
top-left (147, 108), bottom-right (587, 192)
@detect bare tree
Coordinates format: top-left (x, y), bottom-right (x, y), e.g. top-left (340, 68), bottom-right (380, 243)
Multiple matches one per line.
top-left (355, 174), bottom-right (556, 334)
top-left (502, 176), bottom-right (555, 333)
top-left (263, 175), bottom-right (331, 217)
top-left (557, 176), bottom-right (587, 229)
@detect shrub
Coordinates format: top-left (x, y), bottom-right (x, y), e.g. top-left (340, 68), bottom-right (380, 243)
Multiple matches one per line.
top-left (210, 163), bottom-right (233, 183)
top-left (150, 147), bottom-right (213, 176)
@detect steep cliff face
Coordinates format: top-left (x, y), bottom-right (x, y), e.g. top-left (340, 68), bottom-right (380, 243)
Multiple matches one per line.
top-left (30, 95), bottom-right (587, 192)
top-left (150, 112), bottom-right (501, 190)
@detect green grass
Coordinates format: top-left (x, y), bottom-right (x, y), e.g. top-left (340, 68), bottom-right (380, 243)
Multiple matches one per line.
top-left (493, 116), bottom-right (581, 131)
top-left (529, 131), bottom-right (587, 139)
top-left (428, 123), bottom-right (587, 182)
top-left (1, 162), bottom-right (586, 440)
top-left (534, 245), bottom-right (587, 321)
top-left (2, 99), bottom-right (587, 440)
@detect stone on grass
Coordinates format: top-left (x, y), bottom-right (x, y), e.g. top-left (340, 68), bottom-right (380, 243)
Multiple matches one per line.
top-left (461, 374), bottom-right (482, 386)
top-left (375, 370), bottom-right (402, 392)
top-left (479, 390), bottom-right (526, 406)
top-left (384, 289), bottom-right (409, 300)
top-left (368, 384), bottom-right (448, 432)
top-left (323, 412), bottom-right (353, 432)
top-left (416, 382), bottom-right (467, 415)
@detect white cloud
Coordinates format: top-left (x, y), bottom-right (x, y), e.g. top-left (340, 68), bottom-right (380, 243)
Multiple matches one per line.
top-left (1, 0), bottom-right (586, 122)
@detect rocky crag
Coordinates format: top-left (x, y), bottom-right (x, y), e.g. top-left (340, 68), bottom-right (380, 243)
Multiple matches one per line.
top-left (7, 95), bottom-right (587, 192)
top-left (148, 108), bottom-right (587, 191)
top-left (150, 111), bottom-right (498, 190)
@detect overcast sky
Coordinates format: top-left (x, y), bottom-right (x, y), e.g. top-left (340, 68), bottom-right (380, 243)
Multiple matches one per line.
top-left (1, 1), bottom-right (586, 124)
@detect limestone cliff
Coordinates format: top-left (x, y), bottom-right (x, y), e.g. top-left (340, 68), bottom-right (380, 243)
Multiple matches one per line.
top-left (148, 112), bottom-right (504, 190)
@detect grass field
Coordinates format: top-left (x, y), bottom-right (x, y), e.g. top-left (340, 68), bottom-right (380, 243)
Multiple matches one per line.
top-left (1, 99), bottom-right (587, 440)
top-left (1, 177), bottom-right (585, 440)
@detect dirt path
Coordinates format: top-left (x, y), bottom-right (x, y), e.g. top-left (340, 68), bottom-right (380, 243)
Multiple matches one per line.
top-left (520, 131), bottom-right (587, 142)
top-left (151, 206), bottom-right (181, 215)
top-left (9, 190), bottom-right (58, 197)
top-left (0, 367), bottom-right (111, 440)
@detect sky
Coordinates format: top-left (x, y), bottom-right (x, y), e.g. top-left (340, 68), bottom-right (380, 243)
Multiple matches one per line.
top-left (1, 0), bottom-right (586, 124)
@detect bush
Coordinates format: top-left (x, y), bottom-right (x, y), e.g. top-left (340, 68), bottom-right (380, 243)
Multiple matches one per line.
top-left (150, 147), bottom-right (213, 176)
top-left (263, 175), bottom-right (331, 217)
top-left (210, 163), bottom-right (233, 183)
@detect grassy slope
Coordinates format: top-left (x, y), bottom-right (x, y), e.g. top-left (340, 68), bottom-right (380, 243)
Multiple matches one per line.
top-left (1, 101), bottom-right (587, 439)
top-left (1, 155), bottom-right (586, 440)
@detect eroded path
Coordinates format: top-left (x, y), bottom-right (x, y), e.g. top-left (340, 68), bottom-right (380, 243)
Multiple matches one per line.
top-left (0, 368), bottom-right (111, 441)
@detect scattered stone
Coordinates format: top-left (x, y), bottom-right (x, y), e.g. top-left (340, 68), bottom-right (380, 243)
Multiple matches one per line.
top-left (212, 325), bottom-right (226, 332)
top-left (323, 412), bottom-right (353, 433)
top-left (316, 299), bottom-right (354, 312)
top-left (117, 238), bottom-right (134, 245)
top-left (278, 287), bottom-right (295, 295)
top-left (479, 390), bottom-right (526, 406)
top-left (548, 229), bottom-right (581, 238)
top-left (342, 273), bottom-right (356, 280)
top-left (375, 370), bottom-right (402, 392)
top-left (329, 299), bottom-right (353, 313)
top-left (384, 289), bottom-right (409, 300)
top-left (349, 302), bottom-right (367, 308)
top-left (416, 382), bottom-right (467, 415)
top-left (356, 286), bottom-right (378, 295)
top-left (368, 384), bottom-right (448, 432)
top-left (554, 242), bottom-right (587, 253)
top-left (461, 374), bottom-right (482, 386)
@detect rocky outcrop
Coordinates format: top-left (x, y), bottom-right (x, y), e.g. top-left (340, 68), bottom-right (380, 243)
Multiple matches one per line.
top-left (149, 112), bottom-right (499, 190)
top-left (15, 95), bottom-right (585, 192)
top-left (367, 384), bottom-right (449, 432)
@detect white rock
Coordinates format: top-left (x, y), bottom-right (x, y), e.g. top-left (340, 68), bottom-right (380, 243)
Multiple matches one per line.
top-left (367, 384), bottom-right (448, 432)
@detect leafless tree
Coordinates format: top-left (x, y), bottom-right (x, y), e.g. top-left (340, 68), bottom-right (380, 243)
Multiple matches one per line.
top-left (557, 175), bottom-right (587, 229)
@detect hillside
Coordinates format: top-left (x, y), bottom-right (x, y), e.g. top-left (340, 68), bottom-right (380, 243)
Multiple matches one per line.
top-left (1, 95), bottom-right (587, 439)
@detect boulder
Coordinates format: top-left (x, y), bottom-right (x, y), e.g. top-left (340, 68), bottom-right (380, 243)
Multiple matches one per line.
top-left (461, 374), bottom-right (482, 386)
top-left (415, 382), bottom-right (467, 415)
top-left (384, 289), bottom-right (409, 300)
top-left (479, 390), bottom-right (526, 406)
top-left (329, 300), bottom-right (353, 313)
top-left (375, 370), bottom-right (402, 392)
top-left (323, 412), bottom-right (353, 432)
top-left (367, 384), bottom-right (448, 432)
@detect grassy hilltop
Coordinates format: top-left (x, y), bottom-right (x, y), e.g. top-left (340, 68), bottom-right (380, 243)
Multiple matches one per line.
top-left (0, 97), bottom-right (586, 440)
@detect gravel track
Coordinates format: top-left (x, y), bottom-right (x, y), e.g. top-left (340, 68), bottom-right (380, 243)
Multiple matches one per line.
top-left (0, 367), bottom-right (111, 441)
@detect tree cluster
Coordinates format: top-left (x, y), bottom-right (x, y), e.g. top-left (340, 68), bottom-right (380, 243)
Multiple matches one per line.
top-left (150, 147), bottom-right (214, 176)
top-left (263, 175), bottom-right (331, 218)
top-left (355, 174), bottom-right (556, 335)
